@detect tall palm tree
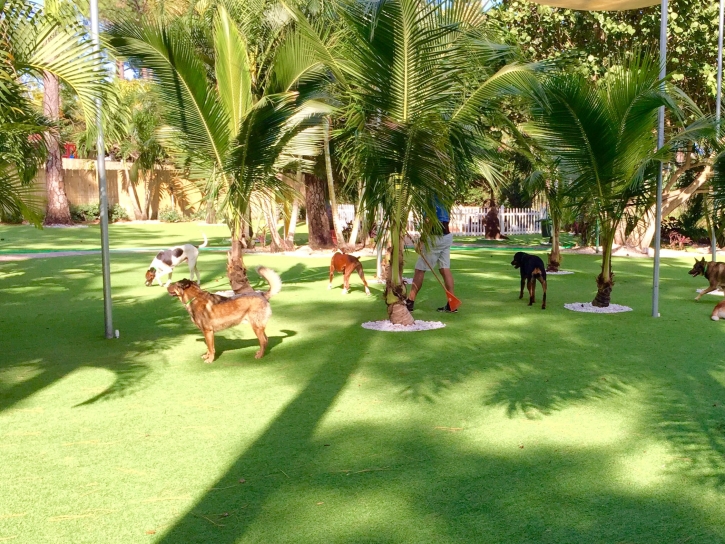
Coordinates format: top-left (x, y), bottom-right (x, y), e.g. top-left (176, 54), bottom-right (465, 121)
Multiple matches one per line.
top-left (525, 53), bottom-right (687, 307)
top-left (289, 0), bottom-right (538, 323)
top-left (109, 0), bottom-right (325, 291)
top-left (2, 0), bottom-right (110, 224)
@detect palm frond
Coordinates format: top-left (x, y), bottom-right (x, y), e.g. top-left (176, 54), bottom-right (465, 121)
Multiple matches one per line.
top-left (108, 19), bottom-right (230, 172)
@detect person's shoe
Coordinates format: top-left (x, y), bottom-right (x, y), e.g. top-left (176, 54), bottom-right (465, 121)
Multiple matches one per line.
top-left (437, 303), bottom-right (457, 313)
top-left (405, 299), bottom-right (415, 312)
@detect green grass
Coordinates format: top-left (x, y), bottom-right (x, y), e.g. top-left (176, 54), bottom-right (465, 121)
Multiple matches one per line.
top-left (453, 232), bottom-right (578, 248)
top-left (1, 224), bottom-right (725, 543)
top-left (0, 222), bottom-right (311, 253)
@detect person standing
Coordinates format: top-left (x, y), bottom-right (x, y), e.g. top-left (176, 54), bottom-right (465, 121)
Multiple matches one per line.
top-left (405, 200), bottom-right (456, 313)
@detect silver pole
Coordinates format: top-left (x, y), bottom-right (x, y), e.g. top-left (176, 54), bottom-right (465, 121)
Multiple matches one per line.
top-left (90, 0), bottom-right (114, 338)
top-left (713, 0), bottom-right (724, 263)
top-left (652, 0), bottom-right (667, 318)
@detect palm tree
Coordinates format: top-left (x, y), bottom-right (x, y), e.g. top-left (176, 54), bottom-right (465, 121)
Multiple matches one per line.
top-left (289, 0), bottom-right (537, 323)
top-left (109, 1), bottom-right (325, 291)
top-left (2, 0), bottom-right (109, 224)
top-left (525, 53), bottom-right (687, 307)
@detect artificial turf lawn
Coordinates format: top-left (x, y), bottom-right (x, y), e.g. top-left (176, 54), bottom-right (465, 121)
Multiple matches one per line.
top-left (1, 224), bottom-right (725, 543)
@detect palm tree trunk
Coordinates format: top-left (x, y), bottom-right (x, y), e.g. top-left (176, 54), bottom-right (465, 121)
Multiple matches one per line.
top-left (304, 173), bottom-right (333, 249)
top-left (323, 117), bottom-right (345, 247)
top-left (264, 195), bottom-right (285, 252)
top-left (227, 221), bottom-right (253, 294)
top-left (285, 197), bottom-right (299, 250)
top-left (349, 180), bottom-right (363, 248)
top-left (42, 72), bottom-right (72, 225)
top-left (144, 170), bottom-right (153, 220)
top-left (386, 221), bottom-right (414, 325)
top-left (122, 161), bottom-right (145, 220)
top-left (592, 224), bottom-right (615, 307)
top-left (205, 199), bottom-right (216, 224)
top-left (547, 214), bottom-right (562, 272)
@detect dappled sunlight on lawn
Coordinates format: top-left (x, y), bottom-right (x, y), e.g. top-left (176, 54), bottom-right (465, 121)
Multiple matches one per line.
top-left (2, 249), bottom-right (725, 542)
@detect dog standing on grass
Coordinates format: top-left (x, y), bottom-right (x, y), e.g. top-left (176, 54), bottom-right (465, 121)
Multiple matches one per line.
top-left (167, 266), bottom-right (282, 361)
top-left (689, 257), bottom-right (725, 300)
top-left (511, 251), bottom-right (547, 310)
top-left (329, 250), bottom-right (371, 295)
top-left (145, 234), bottom-right (207, 287)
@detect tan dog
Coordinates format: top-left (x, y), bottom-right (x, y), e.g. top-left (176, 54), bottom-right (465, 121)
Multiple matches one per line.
top-left (167, 266), bottom-right (281, 361)
top-left (689, 258), bottom-right (725, 301)
top-left (329, 250), bottom-right (371, 295)
top-left (711, 299), bottom-right (725, 321)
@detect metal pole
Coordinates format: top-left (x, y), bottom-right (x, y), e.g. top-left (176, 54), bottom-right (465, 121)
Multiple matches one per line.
top-left (90, 0), bottom-right (114, 338)
top-left (713, 0), bottom-right (724, 263)
top-left (652, 0), bottom-right (667, 318)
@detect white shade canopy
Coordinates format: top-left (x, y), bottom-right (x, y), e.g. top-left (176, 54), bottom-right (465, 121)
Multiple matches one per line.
top-left (527, 0), bottom-right (658, 10)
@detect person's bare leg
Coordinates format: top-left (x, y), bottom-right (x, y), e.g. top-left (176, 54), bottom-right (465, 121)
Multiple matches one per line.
top-left (440, 268), bottom-right (454, 294)
top-left (408, 269), bottom-right (426, 301)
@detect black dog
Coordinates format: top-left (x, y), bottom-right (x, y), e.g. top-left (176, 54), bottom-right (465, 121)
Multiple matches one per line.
top-left (511, 252), bottom-right (547, 309)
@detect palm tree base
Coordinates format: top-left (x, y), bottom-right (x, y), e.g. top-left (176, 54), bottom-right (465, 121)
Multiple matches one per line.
top-left (387, 301), bottom-right (415, 326)
top-left (227, 242), bottom-right (254, 294)
top-left (592, 273), bottom-right (614, 307)
top-left (546, 255), bottom-right (560, 272)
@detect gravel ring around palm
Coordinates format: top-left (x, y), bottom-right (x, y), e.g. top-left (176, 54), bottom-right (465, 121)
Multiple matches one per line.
top-left (370, 277), bottom-right (414, 284)
top-left (564, 302), bottom-right (633, 314)
top-left (546, 270), bottom-right (575, 275)
top-left (361, 320), bottom-right (446, 332)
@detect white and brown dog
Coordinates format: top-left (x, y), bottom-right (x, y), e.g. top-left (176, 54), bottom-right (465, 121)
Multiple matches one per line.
top-left (145, 234), bottom-right (207, 287)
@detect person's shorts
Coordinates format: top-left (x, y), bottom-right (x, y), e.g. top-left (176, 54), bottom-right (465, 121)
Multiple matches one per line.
top-left (415, 233), bottom-right (453, 270)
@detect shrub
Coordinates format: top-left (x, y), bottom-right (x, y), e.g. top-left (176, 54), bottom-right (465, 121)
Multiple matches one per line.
top-left (110, 204), bottom-right (129, 222)
top-left (71, 204), bottom-right (100, 222)
top-left (159, 206), bottom-right (183, 223)
top-left (0, 209), bottom-right (26, 224)
top-left (71, 203), bottom-right (130, 223)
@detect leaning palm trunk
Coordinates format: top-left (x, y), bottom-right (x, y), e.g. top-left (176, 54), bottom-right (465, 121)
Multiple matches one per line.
top-left (263, 194), bottom-right (285, 252)
top-left (122, 161), bottom-right (145, 220)
top-left (348, 180), bottom-right (364, 247)
top-left (284, 197), bottom-right (299, 250)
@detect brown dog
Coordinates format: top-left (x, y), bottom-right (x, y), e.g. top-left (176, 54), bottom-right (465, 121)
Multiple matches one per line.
top-left (167, 266), bottom-right (281, 361)
top-left (689, 258), bottom-right (725, 300)
top-left (329, 250), bottom-right (371, 295)
top-left (711, 299), bottom-right (725, 321)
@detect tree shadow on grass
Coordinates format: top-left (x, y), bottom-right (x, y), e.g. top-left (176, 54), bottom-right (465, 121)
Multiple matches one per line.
top-left (195, 330), bottom-right (297, 360)
top-left (157, 328), bottom-right (370, 543)
top-left (0, 255), bottom-right (193, 411)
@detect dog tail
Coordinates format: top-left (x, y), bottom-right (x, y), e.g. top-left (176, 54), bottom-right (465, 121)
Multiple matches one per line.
top-left (197, 233), bottom-right (208, 249)
top-left (257, 266), bottom-right (282, 300)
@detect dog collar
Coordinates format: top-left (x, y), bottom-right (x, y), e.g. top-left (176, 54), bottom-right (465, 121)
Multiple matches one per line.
top-left (184, 297), bottom-right (196, 306)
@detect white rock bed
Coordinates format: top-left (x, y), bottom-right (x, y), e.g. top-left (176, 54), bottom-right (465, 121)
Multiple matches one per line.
top-left (361, 320), bottom-right (446, 332)
top-left (564, 302), bottom-right (633, 314)
top-left (547, 270), bottom-right (575, 275)
top-left (696, 288), bottom-right (725, 296)
top-left (370, 277), bottom-right (414, 284)
top-left (215, 290), bottom-right (236, 297)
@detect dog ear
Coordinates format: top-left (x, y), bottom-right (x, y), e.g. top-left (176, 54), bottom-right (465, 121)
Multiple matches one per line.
top-left (149, 267), bottom-right (156, 273)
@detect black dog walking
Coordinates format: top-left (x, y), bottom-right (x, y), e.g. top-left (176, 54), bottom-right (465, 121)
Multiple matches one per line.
top-left (511, 252), bottom-right (547, 309)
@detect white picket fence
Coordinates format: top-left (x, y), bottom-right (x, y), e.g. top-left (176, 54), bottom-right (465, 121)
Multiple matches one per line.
top-left (337, 204), bottom-right (356, 226)
top-left (336, 204), bottom-right (543, 236)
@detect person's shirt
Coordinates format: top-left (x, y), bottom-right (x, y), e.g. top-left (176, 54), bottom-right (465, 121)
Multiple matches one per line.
top-left (433, 199), bottom-right (450, 235)
top-left (435, 201), bottom-right (450, 223)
